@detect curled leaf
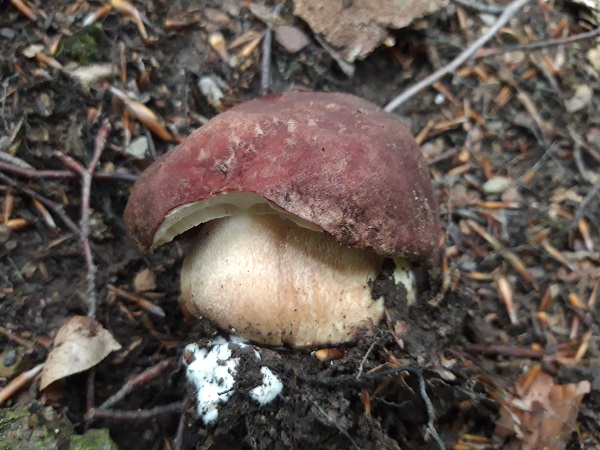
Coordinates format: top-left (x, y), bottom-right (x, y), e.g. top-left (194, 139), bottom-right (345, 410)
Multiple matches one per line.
top-left (40, 316), bottom-right (122, 390)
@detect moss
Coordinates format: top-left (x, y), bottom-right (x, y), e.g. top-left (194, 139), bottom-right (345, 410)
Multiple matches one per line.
top-left (60, 28), bottom-right (103, 64)
top-left (0, 403), bottom-right (116, 450)
top-left (70, 428), bottom-right (117, 450)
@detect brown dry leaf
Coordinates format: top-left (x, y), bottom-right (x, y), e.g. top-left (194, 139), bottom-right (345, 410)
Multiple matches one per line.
top-left (40, 316), bottom-right (122, 390)
top-left (494, 367), bottom-right (591, 450)
top-left (293, 0), bottom-right (448, 62)
top-left (133, 267), bottom-right (157, 292)
top-left (108, 86), bottom-right (176, 141)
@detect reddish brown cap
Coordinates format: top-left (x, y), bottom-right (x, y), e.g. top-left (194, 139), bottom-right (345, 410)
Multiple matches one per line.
top-left (124, 92), bottom-right (439, 260)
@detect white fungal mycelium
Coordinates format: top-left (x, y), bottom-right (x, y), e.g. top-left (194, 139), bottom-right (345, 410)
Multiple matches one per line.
top-left (183, 336), bottom-right (283, 424)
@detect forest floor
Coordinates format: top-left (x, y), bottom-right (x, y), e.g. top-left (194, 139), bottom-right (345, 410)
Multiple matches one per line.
top-left (0, 0), bottom-right (599, 449)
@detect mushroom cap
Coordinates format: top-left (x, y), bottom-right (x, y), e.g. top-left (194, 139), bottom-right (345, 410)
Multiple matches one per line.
top-left (124, 92), bottom-right (438, 260)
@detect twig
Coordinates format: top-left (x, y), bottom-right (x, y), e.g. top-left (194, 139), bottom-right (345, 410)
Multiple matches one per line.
top-left (87, 401), bottom-right (185, 421)
top-left (451, 0), bottom-right (505, 14)
top-left (82, 120), bottom-right (110, 318)
top-left (0, 171), bottom-right (80, 235)
top-left (384, 0), bottom-right (532, 112)
top-left (107, 284), bottom-right (166, 318)
top-left (55, 120), bottom-right (111, 318)
top-left (466, 219), bottom-right (537, 288)
top-left (572, 175), bottom-right (600, 229)
top-left (84, 369), bottom-right (96, 432)
top-left (309, 398), bottom-right (361, 450)
top-left (476, 26), bottom-right (600, 58)
top-left (464, 344), bottom-right (544, 359)
top-left (0, 161), bottom-right (138, 182)
top-left (356, 340), bottom-right (378, 380)
top-left (305, 367), bottom-right (444, 449)
top-left (1, 74), bottom-right (20, 131)
top-left (0, 363), bottom-right (43, 405)
top-left (260, 22), bottom-right (273, 96)
top-left (413, 369), bottom-right (444, 449)
top-left (173, 398), bottom-right (190, 450)
top-left (0, 325), bottom-right (35, 349)
top-left (0, 151), bottom-right (34, 170)
top-left (101, 359), bottom-right (174, 409)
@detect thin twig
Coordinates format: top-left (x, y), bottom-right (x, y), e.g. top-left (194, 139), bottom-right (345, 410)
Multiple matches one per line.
top-left (572, 175), bottom-right (600, 229)
top-left (54, 121), bottom-right (111, 318)
top-left (464, 343), bottom-right (545, 359)
top-left (260, 23), bottom-right (273, 96)
top-left (0, 151), bottom-right (34, 170)
top-left (84, 369), bottom-right (96, 432)
top-left (82, 120), bottom-right (110, 318)
top-left (173, 399), bottom-right (190, 450)
top-left (356, 340), bottom-right (378, 380)
top-left (413, 369), bottom-right (444, 449)
top-left (0, 363), bottom-right (43, 406)
top-left (0, 325), bottom-right (35, 349)
top-left (451, 0), bottom-right (504, 14)
top-left (1, 74), bottom-right (19, 131)
top-left (384, 0), bottom-right (532, 112)
top-left (0, 171), bottom-right (80, 235)
top-left (309, 398), bottom-right (361, 450)
top-left (101, 359), bottom-right (175, 409)
top-left (0, 161), bottom-right (137, 182)
top-left (476, 26), bottom-right (600, 58)
top-left (87, 401), bottom-right (185, 421)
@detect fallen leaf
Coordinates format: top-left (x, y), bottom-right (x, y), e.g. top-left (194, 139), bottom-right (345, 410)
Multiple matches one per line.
top-left (494, 366), bottom-right (591, 450)
top-left (67, 63), bottom-right (114, 90)
top-left (40, 316), bottom-right (122, 390)
top-left (293, 0), bottom-right (448, 62)
top-left (564, 85), bottom-right (593, 113)
top-left (133, 267), bottom-right (157, 292)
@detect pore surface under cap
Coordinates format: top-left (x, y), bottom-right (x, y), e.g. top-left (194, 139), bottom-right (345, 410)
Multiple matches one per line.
top-left (124, 92), bottom-right (438, 259)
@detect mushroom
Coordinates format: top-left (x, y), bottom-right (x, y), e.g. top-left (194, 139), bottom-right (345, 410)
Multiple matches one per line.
top-left (124, 92), bottom-right (438, 347)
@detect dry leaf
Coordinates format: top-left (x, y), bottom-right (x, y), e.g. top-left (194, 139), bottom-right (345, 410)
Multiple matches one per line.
top-left (67, 64), bottom-right (114, 90)
top-left (494, 367), bottom-right (591, 450)
top-left (40, 316), bottom-right (122, 390)
top-left (293, 0), bottom-right (448, 62)
top-left (133, 268), bottom-right (157, 292)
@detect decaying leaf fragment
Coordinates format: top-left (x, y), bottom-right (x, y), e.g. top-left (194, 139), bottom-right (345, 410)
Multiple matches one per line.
top-left (494, 366), bottom-right (591, 450)
top-left (40, 316), bottom-right (122, 390)
top-left (293, 0), bottom-right (448, 62)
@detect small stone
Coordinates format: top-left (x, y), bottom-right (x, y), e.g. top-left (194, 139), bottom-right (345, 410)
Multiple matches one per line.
top-left (483, 177), bottom-right (512, 195)
top-left (274, 25), bottom-right (309, 53)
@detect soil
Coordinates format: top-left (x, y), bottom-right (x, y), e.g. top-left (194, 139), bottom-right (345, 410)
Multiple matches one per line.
top-left (1, 1), bottom-right (599, 449)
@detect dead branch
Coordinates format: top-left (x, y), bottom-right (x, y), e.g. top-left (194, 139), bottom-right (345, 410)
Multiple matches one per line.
top-left (0, 161), bottom-right (137, 182)
top-left (476, 26), bottom-right (600, 58)
top-left (55, 120), bottom-right (111, 318)
top-left (101, 359), bottom-right (175, 409)
top-left (0, 363), bottom-right (43, 405)
top-left (384, 0), bottom-right (532, 112)
top-left (87, 401), bottom-right (185, 421)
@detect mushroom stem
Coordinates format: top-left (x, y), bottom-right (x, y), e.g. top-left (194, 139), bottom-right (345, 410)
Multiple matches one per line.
top-left (181, 212), bottom-right (415, 347)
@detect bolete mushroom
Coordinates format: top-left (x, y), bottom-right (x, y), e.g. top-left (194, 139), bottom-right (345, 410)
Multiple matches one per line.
top-left (124, 92), bottom-right (438, 347)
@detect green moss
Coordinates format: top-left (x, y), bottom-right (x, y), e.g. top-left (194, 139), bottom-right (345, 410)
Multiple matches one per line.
top-left (70, 428), bottom-right (117, 450)
top-left (0, 403), bottom-right (116, 450)
top-left (60, 29), bottom-right (103, 64)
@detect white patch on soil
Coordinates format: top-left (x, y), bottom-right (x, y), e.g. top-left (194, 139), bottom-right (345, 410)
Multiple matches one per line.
top-left (183, 336), bottom-right (283, 424)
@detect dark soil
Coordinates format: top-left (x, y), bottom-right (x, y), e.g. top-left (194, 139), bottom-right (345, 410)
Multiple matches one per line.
top-left (1, 1), bottom-right (599, 449)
